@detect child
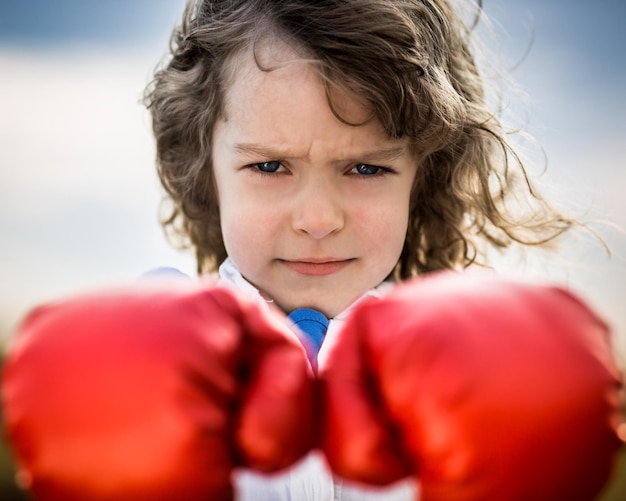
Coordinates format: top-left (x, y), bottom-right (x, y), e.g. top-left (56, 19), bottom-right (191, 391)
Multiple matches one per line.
top-left (147, 0), bottom-right (571, 291)
top-left (2, 1), bottom-right (622, 500)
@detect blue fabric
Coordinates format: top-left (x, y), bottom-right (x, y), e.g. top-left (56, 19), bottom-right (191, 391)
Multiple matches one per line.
top-left (287, 308), bottom-right (329, 358)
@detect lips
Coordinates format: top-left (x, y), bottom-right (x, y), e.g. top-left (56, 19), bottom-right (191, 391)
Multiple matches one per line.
top-left (281, 259), bottom-right (353, 276)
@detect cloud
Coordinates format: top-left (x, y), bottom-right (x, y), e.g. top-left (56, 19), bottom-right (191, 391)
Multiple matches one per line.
top-left (0, 48), bottom-right (196, 340)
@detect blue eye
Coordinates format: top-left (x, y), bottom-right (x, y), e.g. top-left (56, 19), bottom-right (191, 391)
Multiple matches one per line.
top-left (255, 161), bottom-right (282, 173)
top-left (354, 163), bottom-right (381, 176)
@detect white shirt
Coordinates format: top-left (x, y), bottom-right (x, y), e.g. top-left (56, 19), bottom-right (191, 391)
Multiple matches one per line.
top-left (217, 258), bottom-right (418, 501)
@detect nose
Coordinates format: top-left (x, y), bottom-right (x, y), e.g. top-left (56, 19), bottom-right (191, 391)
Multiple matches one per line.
top-left (291, 175), bottom-right (344, 239)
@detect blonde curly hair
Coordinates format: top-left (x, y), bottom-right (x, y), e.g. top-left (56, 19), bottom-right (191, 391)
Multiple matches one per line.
top-left (144, 0), bottom-right (572, 277)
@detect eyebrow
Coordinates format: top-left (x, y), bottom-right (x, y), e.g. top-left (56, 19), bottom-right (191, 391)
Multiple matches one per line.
top-left (232, 142), bottom-right (408, 163)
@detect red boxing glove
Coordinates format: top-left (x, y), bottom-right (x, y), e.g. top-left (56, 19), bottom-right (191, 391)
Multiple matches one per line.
top-left (320, 271), bottom-right (623, 501)
top-left (2, 283), bottom-right (314, 501)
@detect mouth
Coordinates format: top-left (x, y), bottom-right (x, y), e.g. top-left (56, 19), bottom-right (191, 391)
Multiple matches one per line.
top-left (280, 258), bottom-right (353, 276)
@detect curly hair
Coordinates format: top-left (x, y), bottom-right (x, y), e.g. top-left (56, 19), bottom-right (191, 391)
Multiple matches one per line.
top-left (144, 0), bottom-right (573, 277)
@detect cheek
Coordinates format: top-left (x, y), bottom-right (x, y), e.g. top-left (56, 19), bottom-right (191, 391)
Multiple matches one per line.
top-left (356, 198), bottom-right (410, 259)
top-left (219, 201), bottom-right (252, 259)
top-left (215, 181), bottom-right (243, 257)
top-left (218, 193), bottom-right (280, 265)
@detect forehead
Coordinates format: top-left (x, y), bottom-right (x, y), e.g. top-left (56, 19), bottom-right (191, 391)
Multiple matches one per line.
top-left (225, 37), bottom-right (373, 124)
top-left (219, 38), bottom-right (399, 154)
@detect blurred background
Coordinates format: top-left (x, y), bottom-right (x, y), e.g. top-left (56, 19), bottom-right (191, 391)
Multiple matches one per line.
top-left (0, 0), bottom-right (624, 499)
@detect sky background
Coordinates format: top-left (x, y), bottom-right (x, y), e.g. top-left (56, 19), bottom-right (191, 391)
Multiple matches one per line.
top-left (0, 1), bottom-right (625, 357)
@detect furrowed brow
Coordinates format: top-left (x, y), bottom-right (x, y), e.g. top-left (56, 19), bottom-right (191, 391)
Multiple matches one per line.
top-left (233, 142), bottom-right (407, 163)
top-left (233, 143), bottom-right (291, 158)
top-left (346, 146), bottom-right (407, 164)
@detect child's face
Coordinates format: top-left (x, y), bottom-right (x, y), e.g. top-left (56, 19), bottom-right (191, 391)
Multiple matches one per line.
top-left (212, 42), bottom-right (418, 317)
